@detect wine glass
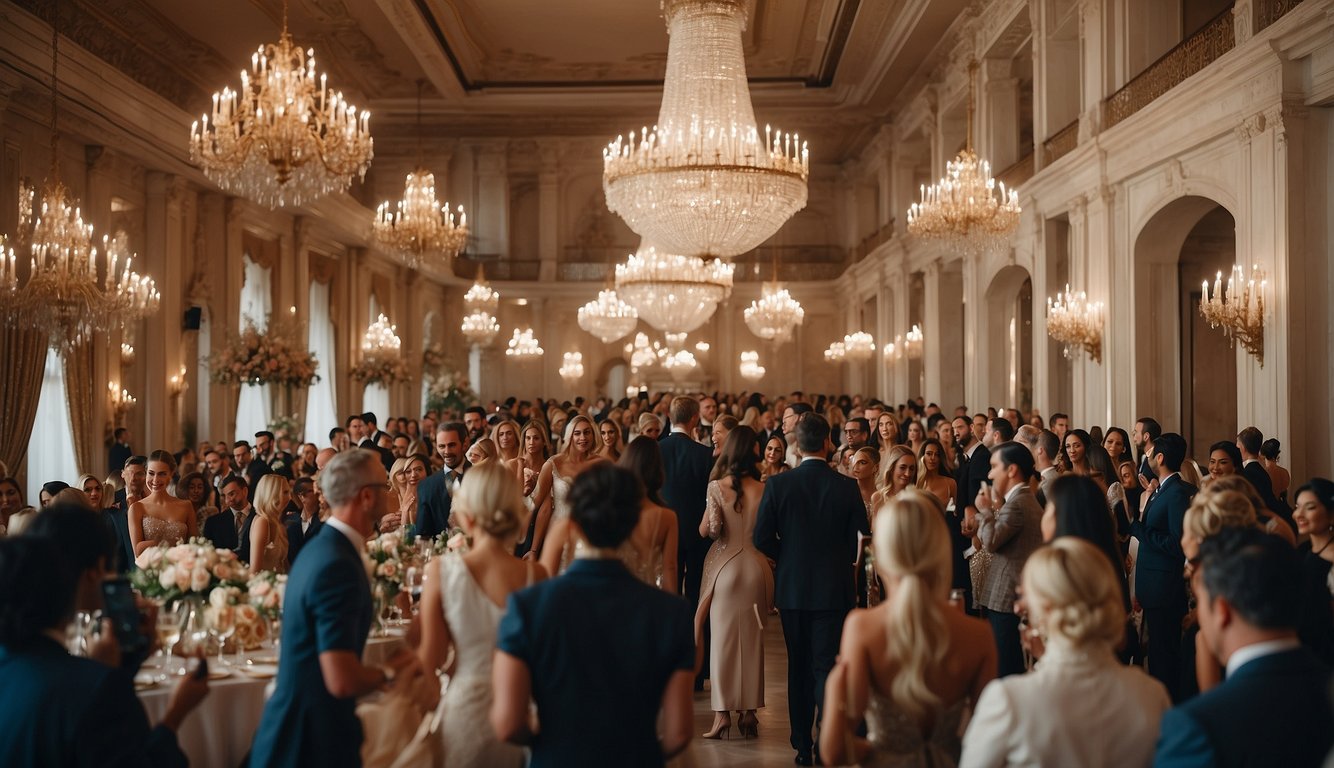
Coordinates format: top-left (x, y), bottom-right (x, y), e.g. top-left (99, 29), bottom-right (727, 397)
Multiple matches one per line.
top-left (155, 602), bottom-right (184, 680)
top-left (212, 606), bottom-right (236, 668)
top-left (406, 567), bottom-right (424, 615)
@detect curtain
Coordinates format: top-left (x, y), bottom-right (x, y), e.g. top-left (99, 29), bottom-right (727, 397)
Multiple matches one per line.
top-left (27, 347), bottom-right (80, 501)
top-left (63, 341), bottom-right (96, 475)
top-left (236, 253), bottom-right (272, 441)
top-left (363, 384), bottom-right (391, 426)
top-left (304, 281), bottom-right (338, 446)
top-left (0, 326), bottom-right (47, 478)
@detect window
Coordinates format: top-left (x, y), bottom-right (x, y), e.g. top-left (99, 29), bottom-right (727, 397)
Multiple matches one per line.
top-left (235, 252), bottom-right (272, 441)
top-left (304, 280), bottom-right (338, 446)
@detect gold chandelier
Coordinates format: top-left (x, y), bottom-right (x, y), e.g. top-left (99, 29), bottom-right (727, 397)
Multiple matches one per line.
top-left (460, 263), bottom-right (500, 347)
top-left (1199, 265), bottom-right (1265, 367)
top-left (904, 324), bottom-right (924, 360)
top-left (615, 242), bottom-right (734, 334)
top-left (505, 328), bottom-right (544, 359)
top-left (906, 62), bottom-right (1019, 251)
top-left (1, 7), bottom-right (160, 353)
top-left (372, 82), bottom-right (467, 267)
top-left (843, 331), bottom-right (875, 362)
top-left (1046, 286), bottom-right (1104, 363)
top-left (460, 310), bottom-right (500, 347)
top-left (602, 0), bottom-right (808, 258)
top-left (189, 0), bottom-right (372, 208)
top-left (577, 289), bottom-right (639, 344)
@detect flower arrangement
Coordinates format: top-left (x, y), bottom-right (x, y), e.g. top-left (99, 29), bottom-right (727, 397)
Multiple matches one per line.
top-left (207, 584), bottom-right (268, 650)
top-left (422, 343), bottom-right (448, 375)
top-left (207, 318), bottom-right (320, 387)
top-left (246, 570), bottom-right (287, 620)
top-left (365, 530), bottom-right (409, 597)
top-left (424, 365), bottom-right (476, 415)
top-left (350, 351), bottom-right (411, 386)
top-left (132, 538), bottom-right (250, 603)
top-left (268, 413), bottom-right (303, 442)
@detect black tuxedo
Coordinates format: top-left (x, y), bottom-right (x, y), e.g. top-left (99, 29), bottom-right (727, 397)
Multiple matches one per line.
top-left (284, 516), bottom-right (324, 568)
top-left (754, 459), bottom-right (870, 759)
top-left (202, 507), bottom-right (257, 565)
top-left (108, 442), bottom-right (132, 476)
top-left (103, 506), bottom-right (135, 573)
top-left (259, 450), bottom-right (295, 480)
top-left (416, 464), bottom-right (467, 541)
top-left (658, 430), bottom-right (714, 603)
top-left (358, 438), bottom-right (396, 471)
top-left (1130, 473), bottom-right (1196, 701)
top-left (239, 460), bottom-right (271, 501)
top-left (1242, 460), bottom-right (1294, 530)
top-left (952, 441), bottom-right (991, 607)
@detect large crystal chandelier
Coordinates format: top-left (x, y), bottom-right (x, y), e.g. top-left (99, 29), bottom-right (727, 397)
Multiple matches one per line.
top-left (1047, 285), bottom-right (1104, 363)
top-left (577, 289), bottom-right (639, 343)
top-left (372, 83), bottom-right (467, 267)
top-left (460, 311), bottom-right (500, 347)
top-left (362, 313), bottom-right (401, 354)
top-left (906, 62), bottom-right (1019, 251)
top-left (189, 0), bottom-right (372, 208)
top-left (843, 332), bottom-right (875, 362)
top-left (602, 0), bottom-right (809, 258)
top-left (460, 263), bottom-right (500, 346)
top-left (615, 242), bottom-right (734, 334)
top-left (463, 264), bottom-right (500, 314)
top-left (823, 342), bottom-right (845, 363)
top-left (505, 328), bottom-right (544, 358)
top-left (738, 350), bottom-right (765, 381)
top-left (1, 10), bottom-right (160, 353)
top-left (744, 282), bottom-right (805, 343)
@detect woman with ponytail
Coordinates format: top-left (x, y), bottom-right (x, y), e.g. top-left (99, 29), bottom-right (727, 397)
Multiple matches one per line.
top-left (959, 538), bottom-right (1170, 767)
top-left (821, 490), bottom-right (995, 767)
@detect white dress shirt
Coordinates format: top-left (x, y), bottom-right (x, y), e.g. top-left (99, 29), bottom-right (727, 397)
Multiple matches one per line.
top-left (325, 516), bottom-right (364, 551)
top-left (1225, 637), bottom-right (1301, 678)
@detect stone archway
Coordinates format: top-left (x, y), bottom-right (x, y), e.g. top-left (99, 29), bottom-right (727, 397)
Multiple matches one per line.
top-left (984, 265), bottom-right (1034, 412)
top-left (1133, 195), bottom-right (1237, 452)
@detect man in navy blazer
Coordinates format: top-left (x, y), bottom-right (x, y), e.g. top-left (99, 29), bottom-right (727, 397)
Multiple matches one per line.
top-left (1155, 527), bottom-right (1332, 767)
top-left (1130, 432), bottom-right (1196, 701)
top-left (414, 422), bottom-right (470, 541)
top-left (658, 396), bottom-right (714, 605)
top-left (754, 413), bottom-right (870, 765)
top-left (1237, 426), bottom-right (1294, 530)
top-left (284, 478), bottom-right (323, 568)
top-left (202, 476), bottom-right (256, 565)
top-left (249, 449), bottom-right (419, 767)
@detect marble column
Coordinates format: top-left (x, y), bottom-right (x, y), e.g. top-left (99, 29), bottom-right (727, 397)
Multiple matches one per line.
top-left (144, 173), bottom-right (187, 449)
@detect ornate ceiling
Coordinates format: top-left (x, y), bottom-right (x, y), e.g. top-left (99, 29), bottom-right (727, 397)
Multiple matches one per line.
top-left (8, 0), bottom-right (970, 163)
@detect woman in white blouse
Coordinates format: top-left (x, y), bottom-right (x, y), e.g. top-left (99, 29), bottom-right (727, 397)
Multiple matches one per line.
top-left (960, 538), bottom-right (1170, 768)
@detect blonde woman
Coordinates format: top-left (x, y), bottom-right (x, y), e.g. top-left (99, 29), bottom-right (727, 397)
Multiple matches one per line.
top-left (385, 455), bottom-right (427, 534)
top-left (916, 439), bottom-right (957, 509)
top-left (872, 445), bottom-right (919, 511)
top-left (77, 473), bottom-right (111, 512)
top-left (960, 539), bottom-right (1170, 767)
top-left (511, 422), bottom-right (551, 557)
top-left (491, 419), bottom-right (522, 464)
top-left (636, 411), bottom-right (663, 441)
top-left (821, 491), bottom-right (996, 766)
top-left (250, 474), bottom-right (291, 573)
top-left (467, 437), bottom-right (498, 468)
top-left (739, 406), bottom-right (762, 432)
top-left (417, 462), bottom-right (546, 767)
top-left (531, 415), bottom-right (606, 571)
top-left (597, 418), bottom-right (625, 463)
top-left (1198, 474), bottom-right (1295, 545)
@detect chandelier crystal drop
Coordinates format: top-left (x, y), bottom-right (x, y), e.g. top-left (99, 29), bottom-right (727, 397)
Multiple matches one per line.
top-left (1199, 265), bottom-right (1265, 367)
top-left (460, 310), bottom-right (500, 347)
top-left (505, 328), bottom-right (544, 358)
top-left (615, 242), bottom-right (734, 334)
top-left (559, 351), bottom-right (585, 382)
top-left (744, 282), bottom-right (805, 343)
top-left (1046, 285), bottom-right (1105, 363)
top-left (906, 62), bottom-right (1019, 251)
top-left (843, 331), bottom-right (875, 362)
top-left (189, 1), bottom-right (372, 208)
top-left (372, 170), bottom-right (467, 267)
top-left (738, 349), bottom-right (765, 381)
top-left (577, 289), bottom-right (639, 343)
top-left (361, 313), bottom-right (401, 353)
top-left (602, 0), bottom-right (809, 257)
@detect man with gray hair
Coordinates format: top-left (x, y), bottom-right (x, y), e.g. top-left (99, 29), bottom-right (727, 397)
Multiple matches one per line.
top-left (250, 449), bottom-right (420, 767)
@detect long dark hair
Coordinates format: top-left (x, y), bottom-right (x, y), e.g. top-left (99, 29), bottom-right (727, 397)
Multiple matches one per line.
top-left (1049, 474), bottom-right (1128, 608)
top-left (711, 426), bottom-right (762, 513)
top-left (1059, 429), bottom-right (1093, 472)
top-left (1104, 427), bottom-right (1133, 465)
top-left (618, 436), bottom-right (668, 507)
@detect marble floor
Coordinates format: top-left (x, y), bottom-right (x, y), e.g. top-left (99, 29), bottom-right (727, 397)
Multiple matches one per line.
top-left (690, 617), bottom-right (806, 768)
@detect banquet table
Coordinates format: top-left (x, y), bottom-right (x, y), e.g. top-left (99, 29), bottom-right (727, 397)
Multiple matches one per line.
top-left (138, 670), bottom-right (270, 768)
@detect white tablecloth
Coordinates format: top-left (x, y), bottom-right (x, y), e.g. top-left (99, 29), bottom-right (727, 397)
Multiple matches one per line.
top-left (139, 672), bottom-right (269, 768)
top-left (364, 630), bottom-right (407, 667)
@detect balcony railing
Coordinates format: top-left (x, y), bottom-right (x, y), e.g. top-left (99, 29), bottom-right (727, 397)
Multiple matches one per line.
top-left (1043, 120), bottom-right (1079, 166)
top-left (852, 222), bottom-right (894, 262)
top-left (996, 149), bottom-right (1036, 190)
top-left (1258, 0), bottom-right (1305, 31)
top-left (1103, 6), bottom-right (1235, 130)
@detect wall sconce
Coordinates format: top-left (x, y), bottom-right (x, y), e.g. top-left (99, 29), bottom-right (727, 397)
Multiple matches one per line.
top-left (1200, 264), bottom-right (1265, 367)
top-left (1045, 285), bottom-right (1104, 363)
top-left (168, 366), bottom-right (189, 398)
top-left (559, 351), bottom-right (584, 382)
top-left (904, 324), bottom-right (924, 360)
top-left (108, 382), bottom-right (137, 422)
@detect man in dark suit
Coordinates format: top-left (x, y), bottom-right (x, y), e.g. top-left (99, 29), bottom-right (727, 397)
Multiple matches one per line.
top-left (415, 422), bottom-right (470, 541)
top-left (357, 412), bottom-right (396, 471)
top-left (202, 476), bottom-right (256, 565)
top-left (106, 455), bottom-right (147, 571)
top-left (254, 430), bottom-right (294, 480)
top-left (754, 413), bottom-right (870, 766)
top-left (1131, 416), bottom-right (1162, 484)
top-left (974, 441), bottom-right (1044, 677)
top-left (951, 415), bottom-right (991, 614)
top-left (1130, 432), bottom-right (1196, 701)
top-left (231, 441), bottom-right (270, 502)
top-left (1237, 426), bottom-right (1294, 530)
top-left (659, 396), bottom-right (714, 607)
top-left (284, 477), bottom-right (323, 568)
top-left (1155, 527), bottom-right (1332, 767)
top-left (250, 449), bottom-right (420, 767)
top-left (107, 427), bottom-right (133, 477)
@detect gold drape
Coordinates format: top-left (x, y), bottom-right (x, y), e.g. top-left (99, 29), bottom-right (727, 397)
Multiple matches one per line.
top-left (63, 341), bottom-right (96, 475)
top-left (0, 327), bottom-right (49, 476)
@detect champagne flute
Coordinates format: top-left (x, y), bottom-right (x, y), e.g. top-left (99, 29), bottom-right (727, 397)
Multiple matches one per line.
top-left (213, 607), bottom-right (236, 668)
top-left (406, 567), bottom-right (423, 614)
top-left (155, 603), bottom-right (184, 680)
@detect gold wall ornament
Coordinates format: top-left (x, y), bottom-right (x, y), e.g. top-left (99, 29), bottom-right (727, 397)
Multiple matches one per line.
top-left (1046, 286), bottom-right (1104, 364)
top-left (1199, 265), bottom-right (1265, 367)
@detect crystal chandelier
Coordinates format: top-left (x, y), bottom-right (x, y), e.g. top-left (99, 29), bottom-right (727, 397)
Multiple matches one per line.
top-left (906, 62), bottom-right (1019, 252)
top-left (361, 313), bottom-right (401, 354)
top-left (559, 351), bottom-right (585, 382)
top-left (505, 328), bottom-right (544, 358)
top-left (843, 331), bottom-right (875, 362)
top-left (577, 289), bottom-right (639, 343)
top-left (602, 0), bottom-right (809, 258)
top-left (625, 332), bottom-right (659, 373)
top-left (882, 338), bottom-right (900, 362)
top-left (615, 242), bottom-right (734, 334)
top-left (1046, 285), bottom-right (1104, 363)
top-left (660, 348), bottom-right (698, 379)
top-left (904, 324), bottom-right (924, 360)
top-left (738, 350), bottom-right (765, 381)
top-left (189, 0), bottom-right (372, 208)
top-left (372, 82), bottom-right (467, 267)
top-left (824, 342), bottom-right (845, 363)
top-left (0, 13), bottom-right (160, 353)
top-left (463, 264), bottom-right (499, 313)
top-left (460, 310), bottom-right (500, 347)
top-left (744, 282), bottom-right (805, 344)
top-left (1199, 265), bottom-right (1265, 366)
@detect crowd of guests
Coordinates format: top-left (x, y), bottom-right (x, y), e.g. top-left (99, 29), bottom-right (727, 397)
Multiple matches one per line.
top-left (1, 390), bottom-right (1332, 767)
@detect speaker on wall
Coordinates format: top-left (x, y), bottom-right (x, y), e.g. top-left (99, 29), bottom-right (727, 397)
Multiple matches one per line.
top-left (183, 306), bottom-right (202, 330)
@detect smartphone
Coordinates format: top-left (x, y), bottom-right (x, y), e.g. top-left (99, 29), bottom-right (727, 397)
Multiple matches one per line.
top-left (101, 577), bottom-right (148, 657)
top-left (192, 655), bottom-right (209, 680)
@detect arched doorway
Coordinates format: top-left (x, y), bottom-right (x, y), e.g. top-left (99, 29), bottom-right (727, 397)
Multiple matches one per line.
top-left (1133, 196), bottom-right (1237, 453)
top-left (984, 266), bottom-right (1034, 412)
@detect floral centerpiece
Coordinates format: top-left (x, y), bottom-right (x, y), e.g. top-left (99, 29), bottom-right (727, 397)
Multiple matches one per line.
top-left (424, 365), bottom-right (476, 415)
top-left (366, 530), bottom-right (409, 598)
top-left (207, 318), bottom-right (320, 387)
top-left (247, 570), bottom-right (287, 620)
top-left (207, 584), bottom-right (269, 651)
top-left (349, 352), bottom-right (411, 386)
top-left (132, 538), bottom-right (250, 603)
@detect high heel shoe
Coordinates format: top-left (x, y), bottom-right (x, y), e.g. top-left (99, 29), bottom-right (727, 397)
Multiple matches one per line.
top-left (739, 711), bottom-right (759, 739)
top-left (702, 719), bottom-right (733, 740)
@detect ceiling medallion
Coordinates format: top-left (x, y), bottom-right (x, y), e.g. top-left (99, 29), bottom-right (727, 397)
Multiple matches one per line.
top-left (615, 242), bottom-right (734, 334)
top-left (189, 0), bottom-right (372, 208)
top-left (602, 0), bottom-right (808, 258)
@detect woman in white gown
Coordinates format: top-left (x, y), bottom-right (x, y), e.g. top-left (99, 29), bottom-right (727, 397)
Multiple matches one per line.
top-left (417, 462), bottom-right (548, 767)
top-left (820, 490), bottom-right (996, 767)
top-left (532, 415), bottom-right (608, 574)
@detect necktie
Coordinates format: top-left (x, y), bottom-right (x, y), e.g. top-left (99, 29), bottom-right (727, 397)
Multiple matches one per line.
top-left (235, 511), bottom-right (245, 535)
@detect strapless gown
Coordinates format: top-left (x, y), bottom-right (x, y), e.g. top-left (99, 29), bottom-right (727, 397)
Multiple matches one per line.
top-left (550, 466), bottom-right (577, 573)
top-left (141, 516), bottom-right (187, 547)
top-left (860, 692), bottom-right (970, 768)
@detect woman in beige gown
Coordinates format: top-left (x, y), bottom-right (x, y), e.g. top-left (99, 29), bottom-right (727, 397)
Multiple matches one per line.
top-left (697, 426), bottom-right (774, 740)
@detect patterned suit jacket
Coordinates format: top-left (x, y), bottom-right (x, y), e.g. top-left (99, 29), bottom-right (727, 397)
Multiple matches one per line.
top-left (977, 485), bottom-right (1044, 613)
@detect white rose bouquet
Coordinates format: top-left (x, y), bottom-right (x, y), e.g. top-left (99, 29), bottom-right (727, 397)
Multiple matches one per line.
top-left (366, 530), bottom-right (408, 598)
top-left (132, 537), bottom-right (250, 603)
top-left (246, 571), bottom-right (287, 620)
top-left (206, 585), bottom-right (268, 651)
